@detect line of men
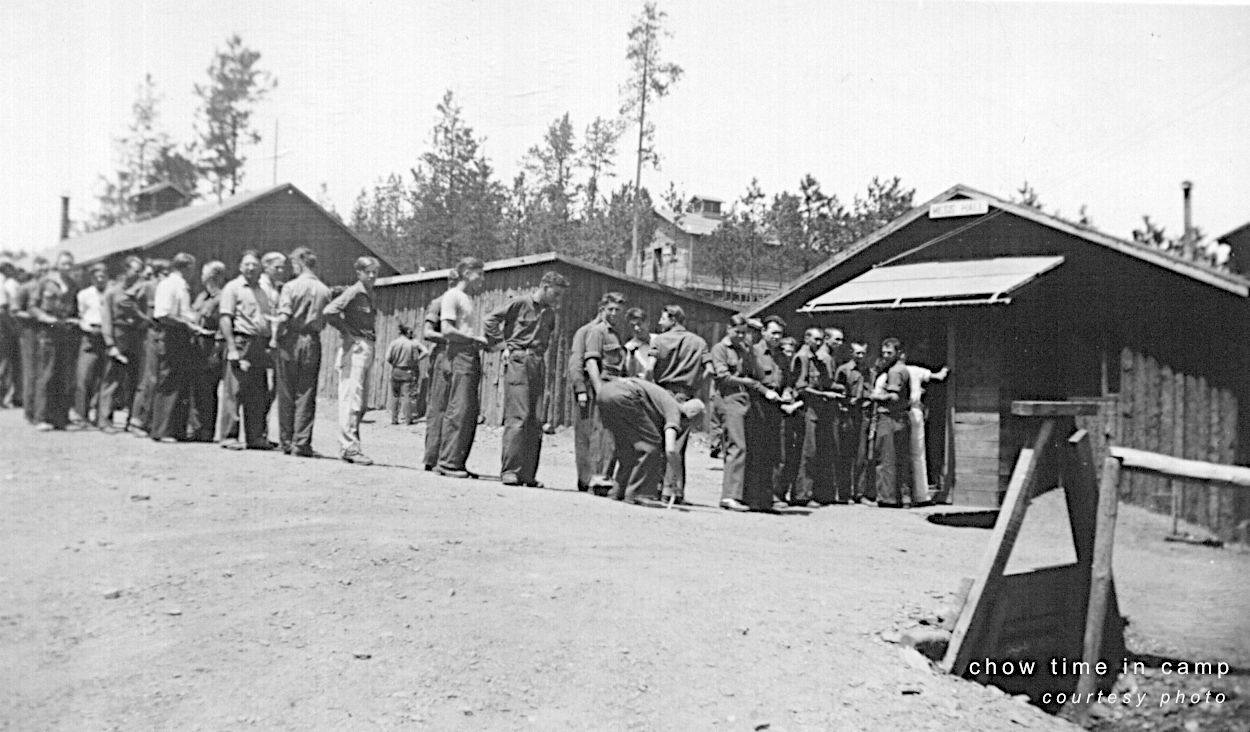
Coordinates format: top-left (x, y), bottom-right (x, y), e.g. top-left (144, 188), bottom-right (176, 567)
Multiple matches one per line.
top-left (0, 249), bottom-right (384, 466)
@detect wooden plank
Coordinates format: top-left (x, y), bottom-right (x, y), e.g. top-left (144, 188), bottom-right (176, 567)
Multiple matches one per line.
top-left (942, 418), bottom-right (1054, 675)
top-left (1064, 430), bottom-right (1098, 567)
top-left (1219, 389), bottom-right (1239, 541)
top-left (1068, 456), bottom-right (1121, 723)
top-left (1010, 401), bottom-right (1102, 417)
top-left (1109, 446), bottom-right (1250, 488)
top-left (1142, 355), bottom-right (1162, 512)
top-left (1208, 384), bottom-right (1224, 535)
top-left (1172, 370), bottom-right (1187, 532)
top-left (1119, 348), bottom-right (1137, 500)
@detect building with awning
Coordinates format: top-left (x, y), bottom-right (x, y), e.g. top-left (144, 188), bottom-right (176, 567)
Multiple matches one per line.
top-left (751, 184), bottom-right (1249, 539)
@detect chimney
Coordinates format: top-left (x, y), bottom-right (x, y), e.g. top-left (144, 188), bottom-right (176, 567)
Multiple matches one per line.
top-left (1181, 180), bottom-right (1193, 247)
top-left (60, 195), bottom-right (70, 240)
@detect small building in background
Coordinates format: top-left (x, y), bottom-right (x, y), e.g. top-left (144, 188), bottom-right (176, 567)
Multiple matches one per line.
top-left (752, 184), bottom-right (1249, 540)
top-left (50, 183), bottom-right (397, 286)
top-left (318, 251), bottom-right (735, 429)
top-left (131, 181), bottom-right (193, 220)
top-left (635, 194), bottom-right (782, 305)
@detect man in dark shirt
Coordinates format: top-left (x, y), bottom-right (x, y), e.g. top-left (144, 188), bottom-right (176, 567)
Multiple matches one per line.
top-left (385, 324), bottom-right (426, 425)
top-left (596, 376), bottom-right (705, 505)
top-left (748, 316), bottom-right (791, 511)
top-left (649, 304), bottom-right (709, 504)
top-left (272, 247), bottom-right (333, 456)
top-left (776, 335), bottom-right (804, 503)
top-left (128, 260), bottom-right (167, 432)
top-left (29, 251), bottom-right (79, 431)
top-left (484, 270), bottom-right (569, 487)
top-left (792, 326), bottom-right (840, 505)
top-left (13, 257), bottom-right (49, 423)
top-left (96, 256), bottom-right (145, 431)
top-left (186, 260), bottom-right (226, 441)
top-left (570, 293), bottom-right (621, 492)
top-left (421, 293), bottom-right (447, 470)
top-left (324, 256), bottom-right (381, 465)
top-left (711, 314), bottom-right (780, 511)
top-left (583, 293), bottom-right (629, 497)
top-left (874, 337), bottom-right (913, 506)
top-left (835, 341), bottom-right (870, 503)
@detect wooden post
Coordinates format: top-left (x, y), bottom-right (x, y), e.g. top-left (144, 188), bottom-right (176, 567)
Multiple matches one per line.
top-left (942, 418), bottom-right (1054, 674)
top-left (1068, 455), bottom-right (1122, 724)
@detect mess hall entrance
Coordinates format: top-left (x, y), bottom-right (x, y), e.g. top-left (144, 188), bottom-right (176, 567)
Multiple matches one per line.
top-left (798, 257), bottom-right (1066, 507)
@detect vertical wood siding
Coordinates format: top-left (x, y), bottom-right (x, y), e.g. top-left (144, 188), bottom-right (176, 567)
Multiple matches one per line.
top-left (317, 258), bottom-right (733, 429)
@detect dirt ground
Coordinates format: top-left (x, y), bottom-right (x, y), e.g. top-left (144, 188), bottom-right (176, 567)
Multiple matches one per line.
top-left (1, 402), bottom-right (1247, 731)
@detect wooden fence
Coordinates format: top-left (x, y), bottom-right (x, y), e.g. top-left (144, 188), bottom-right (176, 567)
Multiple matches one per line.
top-left (1077, 347), bottom-right (1243, 541)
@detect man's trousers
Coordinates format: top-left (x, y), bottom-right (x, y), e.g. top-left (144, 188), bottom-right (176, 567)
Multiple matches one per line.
top-left (422, 347), bottom-right (450, 469)
top-left (149, 326), bottom-right (193, 441)
top-left (277, 333), bottom-right (322, 451)
top-left (74, 331), bottom-right (107, 422)
top-left (97, 328), bottom-right (142, 428)
top-left (719, 390), bottom-right (751, 504)
top-left (794, 402), bottom-right (838, 504)
top-left (222, 335), bottom-right (272, 448)
top-left (33, 325), bottom-right (76, 428)
top-left (500, 350), bottom-right (545, 484)
top-left (335, 334), bottom-right (373, 457)
top-left (874, 414), bottom-right (912, 505)
top-left (435, 346), bottom-right (481, 472)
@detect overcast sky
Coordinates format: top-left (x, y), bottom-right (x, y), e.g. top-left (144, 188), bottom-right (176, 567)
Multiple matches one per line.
top-left (3, 0), bottom-right (1248, 254)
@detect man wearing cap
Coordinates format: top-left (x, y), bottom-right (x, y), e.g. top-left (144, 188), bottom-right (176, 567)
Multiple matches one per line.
top-left (596, 376), bottom-right (705, 506)
top-left (648, 304), bottom-right (709, 505)
top-left (272, 247), bottom-right (333, 456)
top-left (484, 270), bottom-right (569, 487)
top-left (570, 294), bottom-right (621, 492)
top-left (219, 250), bottom-right (275, 450)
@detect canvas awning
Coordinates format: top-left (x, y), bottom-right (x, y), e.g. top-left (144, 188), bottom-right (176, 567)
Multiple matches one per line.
top-left (799, 256), bottom-right (1065, 312)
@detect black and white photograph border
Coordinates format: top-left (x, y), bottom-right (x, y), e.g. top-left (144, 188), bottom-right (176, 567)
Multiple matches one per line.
top-left (1, 1), bottom-right (1248, 730)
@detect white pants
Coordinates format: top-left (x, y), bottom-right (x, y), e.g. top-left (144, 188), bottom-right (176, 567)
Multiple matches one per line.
top-left (337, 336), bottom-right (374, 456)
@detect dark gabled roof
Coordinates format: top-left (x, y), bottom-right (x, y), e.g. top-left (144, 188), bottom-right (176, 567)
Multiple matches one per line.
top-left (750, 183), bottom-right (1249, 316)
top-left (51, 183), bottom-right (398, 273)
top-left (1218, 220), bottom-right (1250, 243)
top-left (377, 250), bottom-right (735, 314)
top-left (131, 181), bottom-right (192, 199)
top-left (652, 206), bottom-right (723, 237)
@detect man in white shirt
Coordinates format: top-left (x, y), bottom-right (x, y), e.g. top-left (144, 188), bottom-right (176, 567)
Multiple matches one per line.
top-left (433, 257), bottom-right (487, 478)
top-left (903, 355), bottom-right (949, 505)
top-left (149, 252), bottom-right (207, 442)
top-left (73, 263), bottom-right (109, 424)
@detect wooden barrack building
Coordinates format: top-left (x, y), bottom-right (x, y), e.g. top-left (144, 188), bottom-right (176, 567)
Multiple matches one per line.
top-left (751, 184), bottom-right (1249, 540)
top-left (317, 251), bottom-right (735, 430)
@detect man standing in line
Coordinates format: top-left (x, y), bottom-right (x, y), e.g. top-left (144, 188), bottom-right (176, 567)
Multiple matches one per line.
top-left (385, 323), bottom-right (425, 426)
top-left (904, 355), bottom-right (949, 505)
top-left (271, 247), bottom-right (332, 456)
top-left (834, 341), bottom-right (874, 503)
top-left (29, 251), bottom-right (79, 431)
top-left (648, 304), bottom-right (708, 505)
top-left (621, 307), bottom-right (652, 379)
top-left (710, 314), bottom-right (779, 512)
top-left (583, 292), bottom-right (629, 498)
top-left (96, 256), bottom-right (145, 432)
top-left (791, 326), bottom-right (839, 506)
top-left (128, 259), bottom-right (167, 433)
top-left (149, 253), bottom-right (207, 443)
top-left (434, 257), bottom-right (487, 478)
top-left (73, 263), bottom-right (110, 425)
top-left (484, 270), bottom-right (569, 487)
top-left (596, 376), bottom-right (705, 506)
top-left (219, 251), bottom-right (275, 451)
top-left (14, 256), bottom-right (49, 423)
top-left (324, 256), bottom-right (381, 465)
top-left (0, 260), bottom-right (18, 409)
top-left (776, 335), bottom-right (804, 503)
top-left (569, 293), bottom-right (621, 492)
top-left (259, 251), bottom-right (287, 421)
top-left (873, 337), bottom-right (913, 507)
top-left (421, 292), bottom-right (448, 470)
top-left (186, 261), bottom-right (226, 442)
top-left (748, 316), bottom-right (791, 511)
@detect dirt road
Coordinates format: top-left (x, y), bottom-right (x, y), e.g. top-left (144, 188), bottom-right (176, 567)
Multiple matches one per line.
top-left (1, 404), bottom-right (1245, 730)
